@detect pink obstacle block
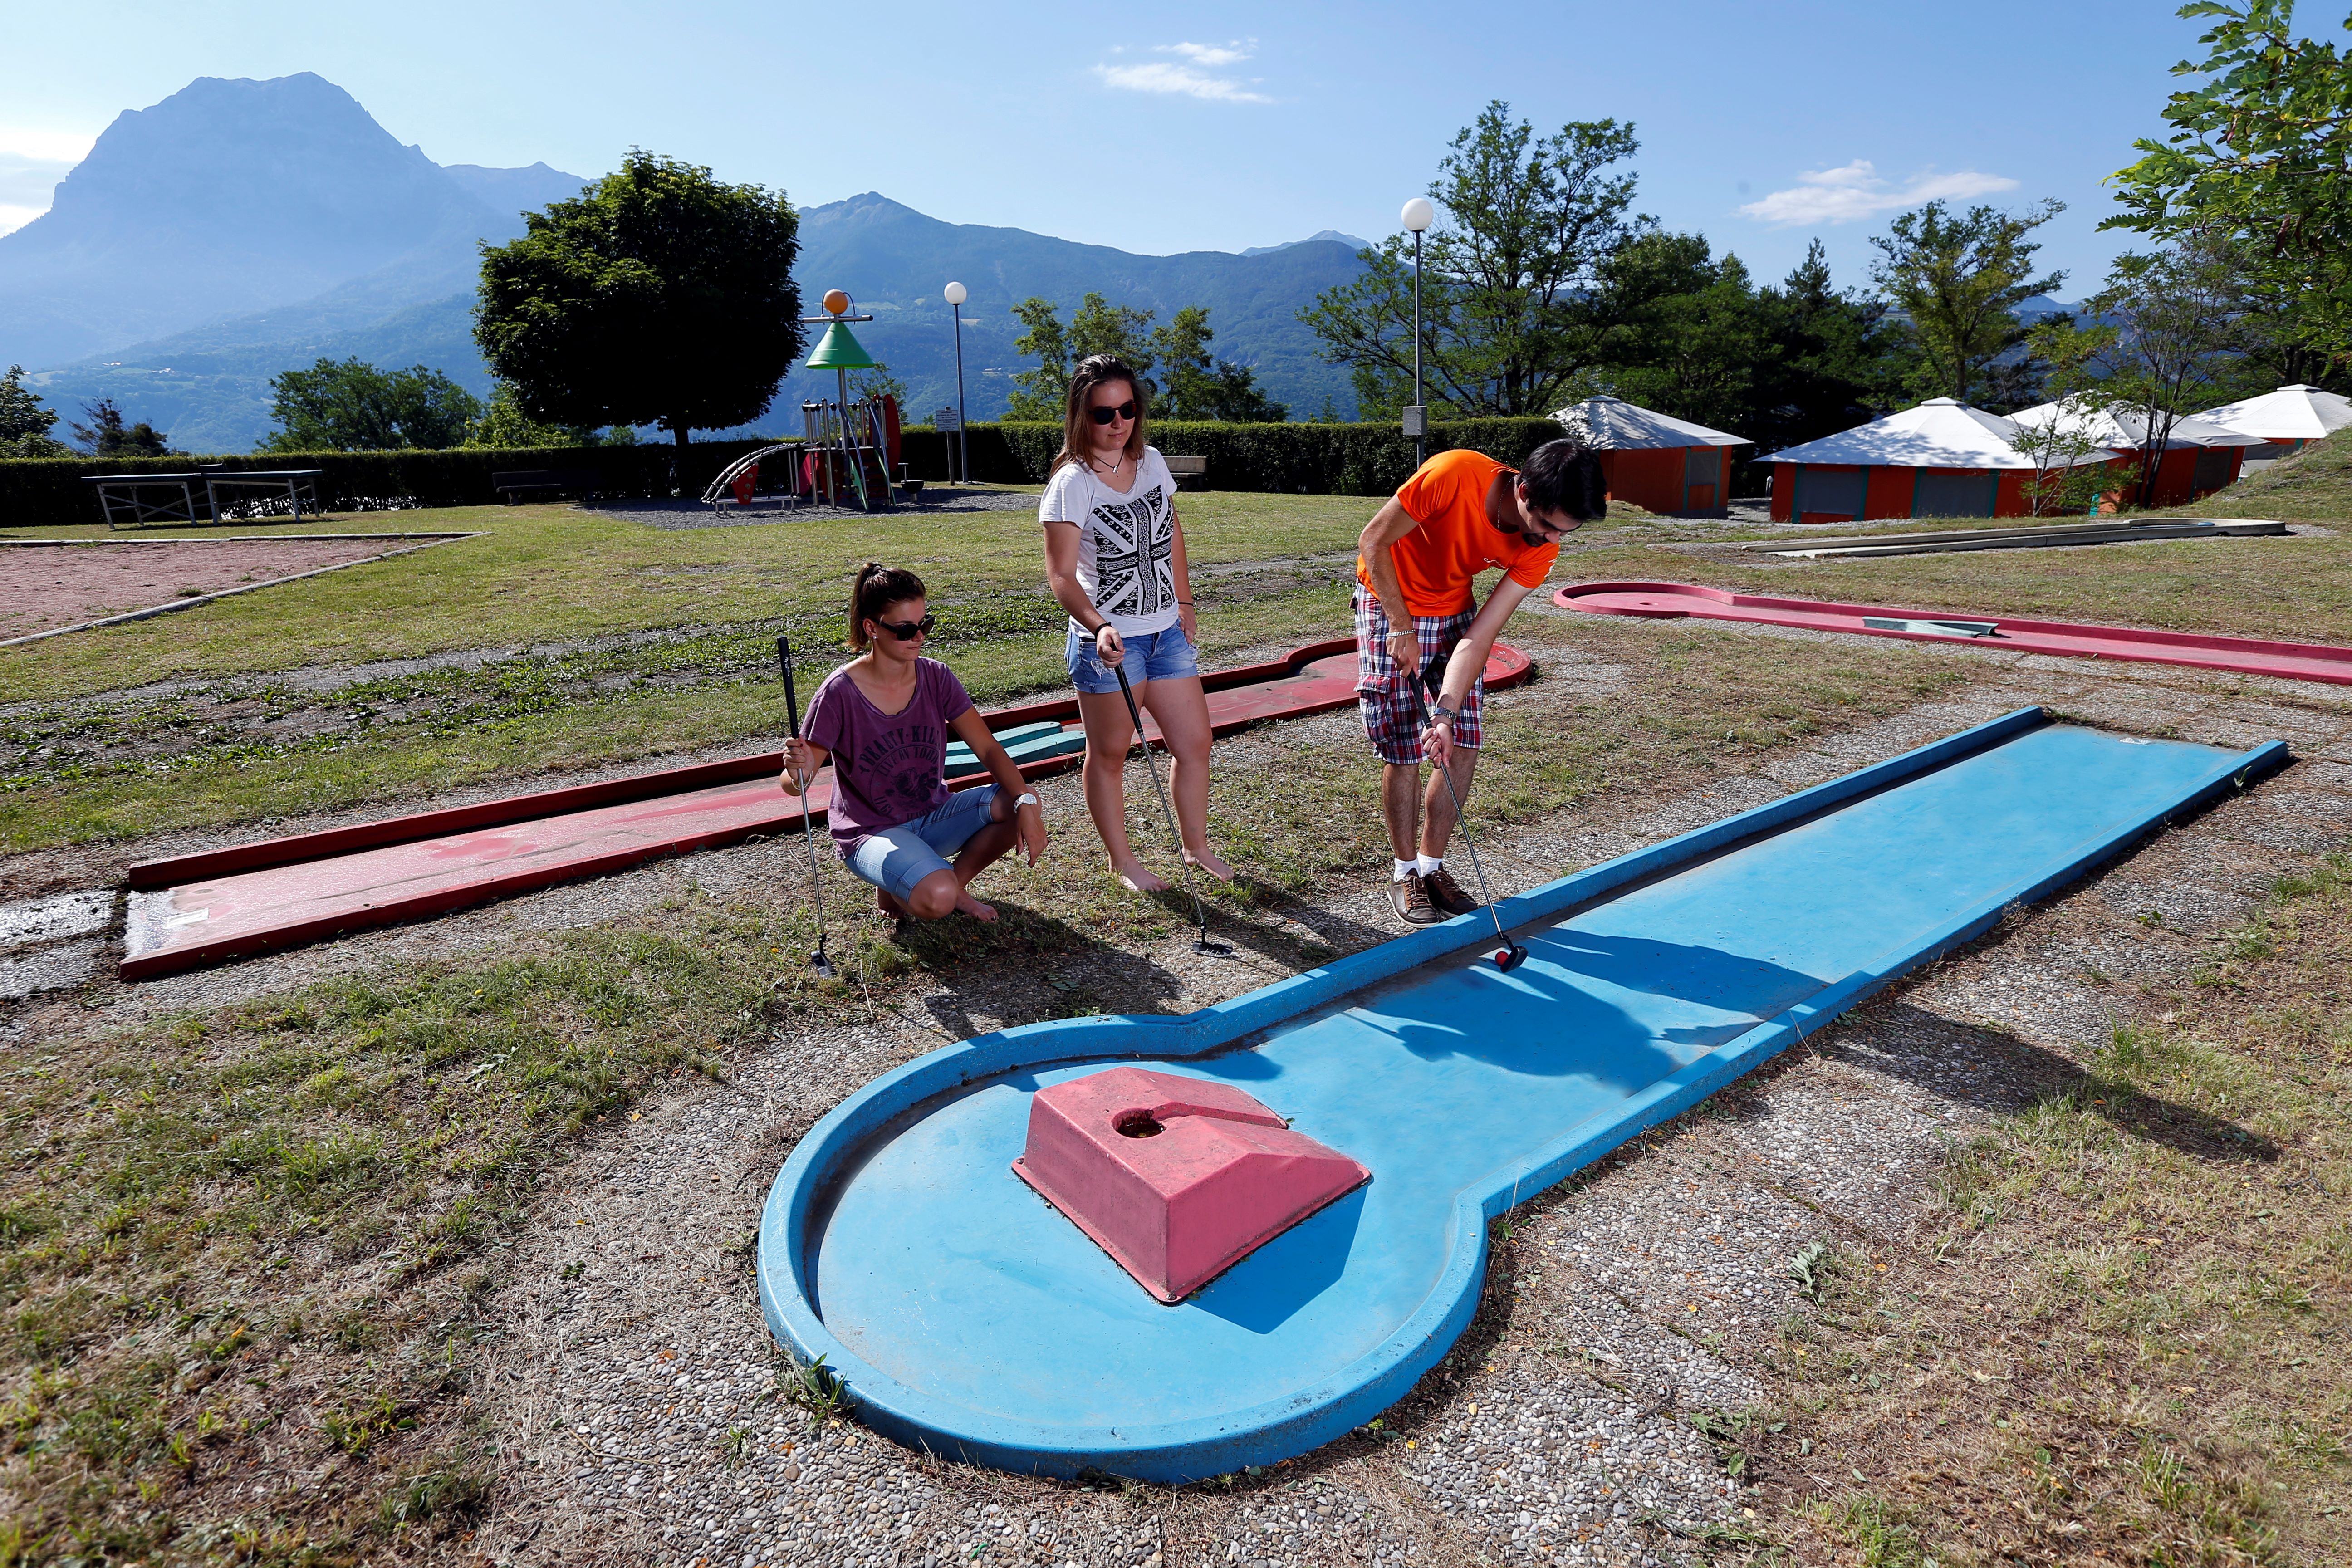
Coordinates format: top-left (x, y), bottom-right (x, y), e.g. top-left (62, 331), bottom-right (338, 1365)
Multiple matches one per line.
top-left (1012, 1066), bottom-right (1371, 1303)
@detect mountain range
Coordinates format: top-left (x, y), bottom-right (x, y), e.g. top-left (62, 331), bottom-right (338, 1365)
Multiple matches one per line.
top-left (2, 74), bottom-right (1368, 452)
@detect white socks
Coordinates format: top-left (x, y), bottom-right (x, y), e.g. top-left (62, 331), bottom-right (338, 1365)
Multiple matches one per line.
top-left (1393, 858), bottom-right (1416, 881)
top-left (1393, 855), bottom-right (1446, 881)
top-left (1417, 854), bottom-right (1444, 877)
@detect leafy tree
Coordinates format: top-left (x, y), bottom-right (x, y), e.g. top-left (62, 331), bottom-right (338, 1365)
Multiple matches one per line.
top-left (1006, 293), bottom-right (1161, 419)
top-left (2009, 398), bottom-right (2124, 516)
top-left (475, 150), bottom-right (802, 452)
top-left (2107, 0), bottom-right (2352, 384)
top-left (1300, 102), bottom-right (1645, 416)
top-left (464, 382), bottom-right (629, 448)
top-left (1869, 199), bottom-right (2067, 405)
top-left (1154, 305), bottom-right (1289, 422)
top-left (0, 364), bottom-right (70, 457)
top-left (1746, 240), bottom-right (1917, 452)
top-left (265, 357), bottom-right (483, 451)
top-left (2034, 240), bottom-right (2254, 505)
top-left (1595, 234), bottom-right (1773, 435)
top-left (68, 398), bottom-right (177, 458)
top-left (847, 363), bottom-right (909, 411)
top-left (1006, 298), bottom-right (1071, 420)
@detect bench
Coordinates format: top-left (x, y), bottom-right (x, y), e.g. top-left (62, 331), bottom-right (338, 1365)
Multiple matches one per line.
top-left (85, 473), bottom-right (204, 529)
top-left (201, 467), bottom-right (323, 522)
top-left (1163, 454), bottom-right (1208, 478)
top-left (493, 468), bottom-right (603, 503)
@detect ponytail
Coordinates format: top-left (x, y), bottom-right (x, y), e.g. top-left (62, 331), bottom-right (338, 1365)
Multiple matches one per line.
top-left (846, 561), bottom-right (928, 649)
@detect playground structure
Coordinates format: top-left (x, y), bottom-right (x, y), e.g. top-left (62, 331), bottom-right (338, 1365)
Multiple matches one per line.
top-left (757, 709), bottom-right (2284, 1480)
top-left (697, 289), bottom-right (905, 513)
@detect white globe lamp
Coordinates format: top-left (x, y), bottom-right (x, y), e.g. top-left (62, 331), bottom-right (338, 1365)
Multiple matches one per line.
top-left (1401, 198), bottom-right (1435, 233)
top-left (943, 280), bottom-right (968, 305)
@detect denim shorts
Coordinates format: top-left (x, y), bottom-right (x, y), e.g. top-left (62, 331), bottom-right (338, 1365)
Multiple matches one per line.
top-left (844, 784), bottom-right (1002, 901)
top-left (1065, 622), bottom-right (1200, 695)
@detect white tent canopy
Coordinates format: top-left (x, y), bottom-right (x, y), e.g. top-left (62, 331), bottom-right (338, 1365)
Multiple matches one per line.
top-left (2190, 383), bottom-right (2352, 443)
top-left (2008, 396), bottom-right (2263, 451)
top-left (1553, 395), bottom-right (1745, 449)
top-left (1760, 398), bottom-right (2060, 470)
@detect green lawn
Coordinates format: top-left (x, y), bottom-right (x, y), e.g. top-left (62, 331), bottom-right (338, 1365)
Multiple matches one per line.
top-left (11, 440), bottom-right (2352, 855)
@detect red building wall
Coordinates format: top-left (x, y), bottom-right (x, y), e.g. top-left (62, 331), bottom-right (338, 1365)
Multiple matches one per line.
top-left (1598, 447), bottom-right (1730, 517)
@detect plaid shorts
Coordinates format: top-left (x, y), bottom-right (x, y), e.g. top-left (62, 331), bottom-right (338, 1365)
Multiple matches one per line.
top-left (1354, 593), bottom-right (1484, 765)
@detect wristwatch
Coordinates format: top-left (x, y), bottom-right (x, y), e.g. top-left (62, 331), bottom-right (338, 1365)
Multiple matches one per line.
top-left (1431, 704), bottom-right (1460, 725)
top-left (1014, 792), bottom-right (1041, 811)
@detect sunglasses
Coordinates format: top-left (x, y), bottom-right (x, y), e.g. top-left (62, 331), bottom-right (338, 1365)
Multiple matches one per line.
top-left (873, 612), bottom-right (935, 641)
top-left (1087, 400), bottom-right (1139, 426)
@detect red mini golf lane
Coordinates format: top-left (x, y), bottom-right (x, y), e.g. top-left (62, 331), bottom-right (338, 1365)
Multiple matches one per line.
top-left (122, 638), bottom-right (1533, 979)
top-left (1555, 582), bottom-right (2352, 686)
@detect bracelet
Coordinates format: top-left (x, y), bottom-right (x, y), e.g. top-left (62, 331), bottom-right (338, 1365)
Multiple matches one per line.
top-left (1177, 599), bottom-right (1194, 606)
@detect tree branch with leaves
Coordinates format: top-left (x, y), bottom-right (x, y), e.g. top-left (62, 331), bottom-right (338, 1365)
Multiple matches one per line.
top-left (1300, 102), bottom-right (1646, 417)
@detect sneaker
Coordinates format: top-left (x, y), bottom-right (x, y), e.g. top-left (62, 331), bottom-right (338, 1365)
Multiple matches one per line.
top-left (1423, 865), bottom-right (1480, 918)
top-left (1387, 872), bottom-right (1441, 926)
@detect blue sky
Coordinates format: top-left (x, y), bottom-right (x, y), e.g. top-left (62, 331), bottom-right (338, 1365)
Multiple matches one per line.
top-left (0, 0), bottom-right (2291, 299)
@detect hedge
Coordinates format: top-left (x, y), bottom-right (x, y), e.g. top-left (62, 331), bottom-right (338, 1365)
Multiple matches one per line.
top-left (1, 419), bottom-right (1569, 528)
top-left (897, 417), bottom-right (1568, 495)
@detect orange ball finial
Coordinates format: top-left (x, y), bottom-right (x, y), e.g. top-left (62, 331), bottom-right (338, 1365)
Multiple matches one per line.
top-left (822, 289), bottom-right (850, 316)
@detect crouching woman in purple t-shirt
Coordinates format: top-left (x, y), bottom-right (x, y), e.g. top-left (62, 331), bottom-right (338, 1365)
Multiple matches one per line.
top-left (781, 563), bottom-right (1048, 923)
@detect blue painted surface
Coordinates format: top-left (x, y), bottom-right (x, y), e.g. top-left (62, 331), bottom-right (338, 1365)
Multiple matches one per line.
top-left (759, 712), bottom-right (2284, 1481)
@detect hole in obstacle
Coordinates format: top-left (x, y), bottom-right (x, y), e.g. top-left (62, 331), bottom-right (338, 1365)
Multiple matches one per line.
top-left (1114, 1111), bottom-right (1164, 1139)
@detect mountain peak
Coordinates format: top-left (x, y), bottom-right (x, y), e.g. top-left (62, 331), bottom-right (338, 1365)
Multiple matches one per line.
top-left (0, 73), bottom-right (534, 370)
top-left (1240, 230), bottom-right (1370, 258)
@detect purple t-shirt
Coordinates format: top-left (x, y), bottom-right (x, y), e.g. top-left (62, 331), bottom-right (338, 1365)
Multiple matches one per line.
top-left (801, 657), bottom-right (975, 853)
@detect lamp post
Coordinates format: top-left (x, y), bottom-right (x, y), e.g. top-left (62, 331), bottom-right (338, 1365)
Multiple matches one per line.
top-left (1400, 198), bottom-right (1434, 466)
top-left (944, 280), bottom-right (970, 485)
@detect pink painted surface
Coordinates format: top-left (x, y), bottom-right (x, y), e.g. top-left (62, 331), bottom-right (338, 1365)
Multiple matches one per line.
top-left (1555, 581), bottom-right (2352, 687)
top-left (1009, 1067), bottom-right (1371, 1303)
top-left (121, 640), bottom-right (1533, 978)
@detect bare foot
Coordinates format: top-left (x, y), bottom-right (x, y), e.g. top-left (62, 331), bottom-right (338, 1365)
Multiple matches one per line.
top-left (877, 889), bottom-right (909, 918)
top-left (1112, 859), bottom-right (1171, 892)
top-left (954, 888), bottom-right (999, 922)
top-left (1184, 846), bottom-right (1235, 882)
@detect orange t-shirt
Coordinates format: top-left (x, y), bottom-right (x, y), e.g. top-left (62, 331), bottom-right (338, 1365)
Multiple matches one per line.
top-left (1356, 449), bottom-right (1560, 617)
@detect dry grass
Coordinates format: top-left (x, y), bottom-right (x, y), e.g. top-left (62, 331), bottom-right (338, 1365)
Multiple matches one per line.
top-left (1715, 855), bottom-right (2352, 1566)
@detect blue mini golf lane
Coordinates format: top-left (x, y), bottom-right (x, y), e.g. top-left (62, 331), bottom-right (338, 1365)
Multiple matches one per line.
top-left (759, 711), bottom-right (2285, 1481)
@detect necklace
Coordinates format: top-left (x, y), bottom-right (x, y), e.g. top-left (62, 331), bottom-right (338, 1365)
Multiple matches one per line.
top-left (1090, 450), bottom-right (1128, 475)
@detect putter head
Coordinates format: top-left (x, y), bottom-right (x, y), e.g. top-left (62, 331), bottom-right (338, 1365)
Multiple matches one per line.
top-left (1193, 936), bottom-right (1232, 956)
top-left (811, 950), bottom-right (837, 980)
top-left (1491, 943), bottom-right (1529, 973)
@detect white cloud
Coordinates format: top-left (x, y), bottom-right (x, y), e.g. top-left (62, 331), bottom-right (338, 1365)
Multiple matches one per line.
top-left (1094, 41), bottom-right (1269, 103)
top-left (1161, 41), bottom-right (1249, 67)
top-left (0, 128), bottom-right (97, 235)
top-left (1738, 160), bottom-right (2019, 226)
top-left (0, 127), bottom-right (96, 163)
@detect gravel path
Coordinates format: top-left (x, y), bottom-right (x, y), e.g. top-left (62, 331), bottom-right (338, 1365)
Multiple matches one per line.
top-left (0, 537), bottom-right (430, 637)
top-left (455, 639), bottom-right (2352, 1568)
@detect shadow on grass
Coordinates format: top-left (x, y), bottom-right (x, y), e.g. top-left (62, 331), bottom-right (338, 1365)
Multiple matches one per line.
top-left (1817, 1001), bottom-right (2280, 1164)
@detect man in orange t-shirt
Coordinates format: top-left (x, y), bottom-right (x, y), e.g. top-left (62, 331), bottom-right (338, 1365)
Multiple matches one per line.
top-left (1355, 439), bottom-right (1607, 925)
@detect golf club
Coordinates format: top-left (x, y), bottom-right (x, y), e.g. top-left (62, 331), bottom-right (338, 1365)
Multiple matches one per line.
top-left (776, 636), bottom-right (837, 979)
top-left (1408, 648), bottom-right (1527, 972)
top-left (1111, 658), bottom-right (1228, 956)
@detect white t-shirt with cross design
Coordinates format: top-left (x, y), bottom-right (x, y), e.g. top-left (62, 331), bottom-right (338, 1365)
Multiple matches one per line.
top-left (1039, 447), bottom-right (1181, 638)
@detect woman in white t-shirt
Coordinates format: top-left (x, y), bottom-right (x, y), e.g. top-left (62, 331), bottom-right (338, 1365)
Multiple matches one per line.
top-left (1040, 354), bottom-right (1230, 891)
